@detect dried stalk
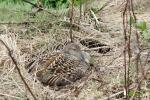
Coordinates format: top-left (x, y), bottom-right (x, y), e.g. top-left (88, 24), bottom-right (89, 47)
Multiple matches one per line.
top-left (69, 0), bottom-right (74, 42)
top-left (123, 0), bottom-right (129, 98)
top-left (79, 0), bottom-right (82, 24)
top-left (123, 0), bottom-right (141, 99)
top-left (130, 1), bottom-right (141, 99)
top-left (0, 40), bottom-right (37, 100)
top-left (22, 0), bottom-right (57, 17)
top-left (90, 9), bottom-right (100, 25)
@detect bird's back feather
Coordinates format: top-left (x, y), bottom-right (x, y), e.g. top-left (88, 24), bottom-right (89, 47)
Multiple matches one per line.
top-left (26, 52), bottom-right (89, 88)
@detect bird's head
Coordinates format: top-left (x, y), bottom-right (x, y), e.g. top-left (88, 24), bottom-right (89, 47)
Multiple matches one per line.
top-left (63, 43), bottom-right (91, 64)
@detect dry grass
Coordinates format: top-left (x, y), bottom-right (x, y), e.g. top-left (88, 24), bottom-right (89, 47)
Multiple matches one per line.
top-left (0, 0), bottom-right (150, 99)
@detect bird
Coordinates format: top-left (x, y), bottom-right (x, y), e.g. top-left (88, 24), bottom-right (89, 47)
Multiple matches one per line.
top-left (26, 43), bottom-right (91, 89)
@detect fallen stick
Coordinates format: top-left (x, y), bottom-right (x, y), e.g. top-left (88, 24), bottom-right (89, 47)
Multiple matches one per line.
top-left (0, 39), bottom-right (37, 100)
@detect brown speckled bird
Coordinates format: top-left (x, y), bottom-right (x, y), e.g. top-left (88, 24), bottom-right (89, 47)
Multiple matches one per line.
top-left (26, 43), bottom-right (91, 89)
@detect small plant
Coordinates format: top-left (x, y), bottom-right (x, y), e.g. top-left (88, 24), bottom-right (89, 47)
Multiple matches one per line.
top-left (42, 0), bottom-right (68, 9)
top-left (130, 16), bottom-right (150, 42)
top-left (41, 0), bottom-right (88, 9)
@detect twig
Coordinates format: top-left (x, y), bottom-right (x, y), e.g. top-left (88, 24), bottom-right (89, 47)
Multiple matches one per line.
top-left (130, 62), bottom-right (150, 100)
top-left (105, 52), bottom-right (123, 67)
top-left (22, 0), bottom-right (57, 17)
top-left (84, 46), bottom-right (111, 51)
top-left (0, 21), bottom-right (37, 25)
top-left (102, 61), bottom-right (150, 100)
top-left (0, 21), bottom-right (53, 32)
top-left (79, 0), bottom-right (82, 24)
top-left (122, 0), bottom-right (130, 99)
top-left (90, 9), bottom-right (100, 25)
top-left (100, 68), bottom-right (150, 100)
top-left (22, 0), bottom-right (38, 8)
top-left (100, 90), bottom-right (124, 100)
top-left (0, 40), bottom-right (37, 100)
top-left (69, 0), bottom-right (74, 42)
top-left (129, 0), bottom-right (141, 99)
top-left (0, 93), bottom-right (23, 99)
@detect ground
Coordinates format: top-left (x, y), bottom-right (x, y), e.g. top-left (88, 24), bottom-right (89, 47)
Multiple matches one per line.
top-left (0, 0), bottom-right (150, 99)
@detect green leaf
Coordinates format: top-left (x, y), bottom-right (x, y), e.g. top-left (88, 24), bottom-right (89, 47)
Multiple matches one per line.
top-left (129, 16), bottom-right (136, 25)
top-left (136, 20), bottom-right (147, 31)
top-left (142, 30), bottom-right (150, 42)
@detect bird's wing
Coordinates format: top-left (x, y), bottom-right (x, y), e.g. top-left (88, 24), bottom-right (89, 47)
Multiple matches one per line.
top-left (26, 52), bottom-right (88, 87)
top-left (35, 53), bottom-right (86, 86)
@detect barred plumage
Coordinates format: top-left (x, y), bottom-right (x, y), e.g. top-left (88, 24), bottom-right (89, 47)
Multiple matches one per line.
top-left (26, 43), bottom-right (91, 89)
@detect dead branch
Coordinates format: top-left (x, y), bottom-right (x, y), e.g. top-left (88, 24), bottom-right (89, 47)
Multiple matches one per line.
top-left (0, 21), bottom-right (37, 25)
top-left (22, 0), bottom-right (38, 8)
top-left (22, 0), bottom-right (57, 17)
top-left (69, 0), bottom-right (74, 42)
top-left (83, 46), bottom-right (111, 51)
top-left (0, 39), bottom-right (37, 100)
top-left (100, 90), bottom-right (124, 100)
top-left (0, 93), bottom-right (23, 99)
top-left (90, 9), bottom-right (100, 25)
